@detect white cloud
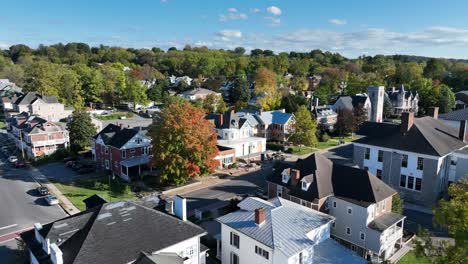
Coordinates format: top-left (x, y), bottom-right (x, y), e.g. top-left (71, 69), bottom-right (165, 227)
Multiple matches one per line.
top-left (329, 19), bottom-right (347, 25)
top-left (0, 42), bottom-right (9, 49)
top-left (250, 8), bottom-right (261, 13)
top-left (219, 8), bottom-right (248, 21)
top-left (266, 6), bottom-right (282, 16)
top-left (216, 30), bottom-right (242, 41)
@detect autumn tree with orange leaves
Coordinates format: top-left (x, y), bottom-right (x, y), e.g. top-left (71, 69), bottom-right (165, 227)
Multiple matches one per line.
top-left (148, 98), bottom-right (219, 185)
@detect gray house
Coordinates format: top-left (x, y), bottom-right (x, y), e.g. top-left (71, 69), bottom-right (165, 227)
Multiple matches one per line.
top-left (353, 110), bottom-right (467, 207)
top-left (267, 153), bottom-right (404, 261)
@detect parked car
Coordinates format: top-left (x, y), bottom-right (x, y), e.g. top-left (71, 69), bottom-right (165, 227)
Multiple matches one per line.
top-left (14, 161), bottom-right (26, 168)
top-left (36, 186), bottom-right (50, 196)
top-left (45, 195), bottom-right (59, 205)
top-left (8, 156), bottom-right (18, 163)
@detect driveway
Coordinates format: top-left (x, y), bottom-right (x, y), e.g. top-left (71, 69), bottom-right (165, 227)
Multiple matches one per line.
top-left (320, 143), bottom-right (354, 166)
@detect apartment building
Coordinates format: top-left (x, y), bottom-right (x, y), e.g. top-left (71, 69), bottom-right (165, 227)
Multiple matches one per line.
top-left (267, 153), bottom-right (404, 261)
top-left (7, 92), bottom-right (73, 122)
top-left (8, 113), bottom-right (69, 159)
top-left (353, 110), bottom-right (467, 207)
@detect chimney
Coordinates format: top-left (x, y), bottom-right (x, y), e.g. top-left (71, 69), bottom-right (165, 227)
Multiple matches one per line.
top-left (459, 120), bottom-right (468, 143)
top-left (217, 113), bottom-right (224, 127)
top-left (392, 86), bottom-right (395, 93)
top-left (173, 195), bottom-right (187, 221)
top-left (165, 200), bottom-right (174, 214)
top-left (428, 107), bottom-right (439, 119)
top-left (50, 243), bottom-right (63, 264)
top-left (400, 112), bottom-right (414, 133)
top-left (34, 223), bottom-right (43, 243)
top-left (255, 208), bottom-right (265, 225)
top-left (290, 169), bottom-right (301, 186)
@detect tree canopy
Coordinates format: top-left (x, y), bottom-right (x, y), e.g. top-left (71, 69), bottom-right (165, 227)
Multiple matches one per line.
top-left (67, 110), bottom-right (96, 153)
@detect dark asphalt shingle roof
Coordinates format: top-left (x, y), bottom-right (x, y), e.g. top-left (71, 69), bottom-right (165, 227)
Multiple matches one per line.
top-left (439, 108), bottom-right (468, 121)
top-left (94, 123), bottom-right (140, 149)
top-left (21, 200), bottom-right (206, 264)
top-left (355, 117), bottom-right (466, 156)
top-left (455, 91), bottom-right (468, 105)
top-left (15, 92), bottom-right (59, 105)
top-left (267, 153), bottom-right (396, 207)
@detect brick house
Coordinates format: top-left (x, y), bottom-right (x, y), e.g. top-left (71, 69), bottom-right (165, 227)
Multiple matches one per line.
top-left (8, 113), bottom-right (69, 159)
top-left (92, 124), bottom-right (152, 181)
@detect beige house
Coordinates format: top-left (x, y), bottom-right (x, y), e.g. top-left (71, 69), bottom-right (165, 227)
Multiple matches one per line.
top-left (8, 92), bottom-right (73, 122)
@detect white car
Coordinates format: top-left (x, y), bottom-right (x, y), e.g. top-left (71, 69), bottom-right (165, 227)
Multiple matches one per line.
top-left (8, 156), bottom-right (18, 163)
top-left (45, 195), bottom-right (59, 205)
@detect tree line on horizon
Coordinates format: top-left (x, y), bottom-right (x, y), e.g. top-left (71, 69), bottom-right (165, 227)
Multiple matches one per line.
top-left (0, 42), bottom-right (463, 114)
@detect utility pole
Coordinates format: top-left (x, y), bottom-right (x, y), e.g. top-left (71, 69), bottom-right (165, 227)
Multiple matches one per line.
top-left (19, 131), bottom-right (25, 160)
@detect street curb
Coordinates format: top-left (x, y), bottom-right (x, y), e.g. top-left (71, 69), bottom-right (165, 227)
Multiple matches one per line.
top-left (162, 181), bottom-right (202, 195)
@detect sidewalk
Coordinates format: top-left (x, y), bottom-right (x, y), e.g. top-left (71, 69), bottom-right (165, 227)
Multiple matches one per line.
top-left (28, 167), bottom-right (81, 216)
top-left (162, 176), bottom-right (228, 196)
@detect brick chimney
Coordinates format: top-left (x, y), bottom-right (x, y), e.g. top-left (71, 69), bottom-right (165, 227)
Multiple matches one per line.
top-left (290, 169), bottom-right (301, 186)
top-left (428, 107), bottom-right (439, 119)
top-left (459, 120), bottom-right (467, 143)
top-left (217, 113), bottom-right (224, 127)
top-left (400, 112), bottom-right (414, 133)
top-left (255, 208), bottom-right (265, 225)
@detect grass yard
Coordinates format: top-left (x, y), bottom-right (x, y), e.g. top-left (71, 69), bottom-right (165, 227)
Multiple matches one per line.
top-left (330, 135), bottom-right (355, 142)
top-left (315, 140), bottom-right (339, 149)
top-left (397, 251), bottom-right (431, 264)
top-left (290, 146), bottom-right (315, 156)
top-left (0, 121), bottom-right (6, 129)
top-left (95, 112), bottom-right (133, 120)
top-left (52, 176), bottom-right (136, 211)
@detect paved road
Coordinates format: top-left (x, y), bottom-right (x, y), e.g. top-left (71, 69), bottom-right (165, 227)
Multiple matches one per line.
top-left (184, 164), bottom-right (272, 213)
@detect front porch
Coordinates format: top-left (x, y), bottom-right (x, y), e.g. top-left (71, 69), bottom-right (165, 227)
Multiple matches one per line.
top-left (120, 155), bottom-right (151, 182)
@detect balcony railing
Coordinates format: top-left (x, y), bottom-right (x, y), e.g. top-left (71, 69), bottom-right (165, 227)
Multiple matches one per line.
top-left (380, 226), bottom-right (403, 249)
top-left (31, 138), bottom-right (69, 147)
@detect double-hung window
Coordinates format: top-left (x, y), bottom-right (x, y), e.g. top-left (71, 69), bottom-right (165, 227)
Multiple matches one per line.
top-left (400, 174), bottom-right (406, 188)
top-left (364, 148), bottom-right (370, 160)
top-left (417, 157), bottom-right (424, 170)
top-left (402, 154), bottom-right (408, 168)
top-left (378, 150), bottom-right (384, 162)
top-left (230, 232), bottom-right (239, 248)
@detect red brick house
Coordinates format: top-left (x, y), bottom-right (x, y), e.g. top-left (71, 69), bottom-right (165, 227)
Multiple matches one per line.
top-left (92, 124), bottom-right (152, 181)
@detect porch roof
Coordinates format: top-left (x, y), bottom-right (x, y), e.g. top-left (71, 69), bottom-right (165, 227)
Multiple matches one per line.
top-left (120, 155), bottom-right (151, 167)
top-left (368, 212), bottom-right (405, 232)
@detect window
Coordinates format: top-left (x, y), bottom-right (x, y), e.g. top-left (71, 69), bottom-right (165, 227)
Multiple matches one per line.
top-left (105, 146), bottom-right (109, 154)
top-left (332, 222), bottom-right (336, 228)
top-left (400, 174), bottom-right (407, 188)
top-left (333, 201), bottom-right (337, 208)
top-left (346, 227), bottom-right (351, 235)
top-left (347, 207), bottom-right (352, 215)
top-left (376, 169), bottom-right (382, 180)
top-left (301, 200), bottom-right (307, 206)
top-left (302, 181), bottom-right (308, 190)
top-left (364, 166), bottom-right (369, 171)
top-left (121, 150), bottom-right (126, 159)
top-left (105, 160), bottom-right (109, 169)
top-left (378, 150), bottom-right (384, 162)
top-left (364, 148), bottom-right (370, 160)
top-left (451, 157), bottom-right (458, 166)
top-left (130, 148), bottom-right (135, 153)
top-left (382, 201), bottom-right (386, 210)
top-left (351, 245), bottom-right (357, 252)
top-left (415, 178), bottom-right (422, 191)
top-left (402, 154), bottom-right (408, 168)
top-left (230, 252), bottom-right (239, 264)
top-left (417, 157), bottom-right (424, 170)
top-left (282, 175), bottom-right (289, 183)
top-left (144, 146), bottom-right (150, 155)
top-left (360, 232), bottom-right (365, 241)
top-left (407, 176), bottom-right (414, 189)
top-left (136, 138), bottom-right (142, 144)
top-left (255, 246), bottom-right (269, 260)
top-left (230, 232), bottom-right (239, 248)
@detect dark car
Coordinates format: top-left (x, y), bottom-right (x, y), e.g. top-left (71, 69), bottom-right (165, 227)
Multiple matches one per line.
top-left (36, 186), bottom-right (50, 196)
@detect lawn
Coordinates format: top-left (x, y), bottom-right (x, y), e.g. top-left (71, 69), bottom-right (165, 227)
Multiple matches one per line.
top-left (397, 251), bottom-right (431, 264)
top-left (290, 145), bottom-right (315, 156)
top-left (0, 121), bottom-right (6, 129)
top-left (52, 176), bottom-right (137, 211)
top-left (95, 112), bottom-right (133, 120)
top-left (330, 135), bottom-right (355, 142)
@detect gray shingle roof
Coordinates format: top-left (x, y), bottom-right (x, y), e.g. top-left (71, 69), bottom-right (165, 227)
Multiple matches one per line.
top-left (15, 92), bottom-right (59, 105)
top-left (217, 197), bottom-right (334, 257)
top-left (95, 124), bottom-right (144, 149)
top-left (356, 117), bottom-right (467, 156)
top-left (368, 212), bottom-right (406, 232)
top-left (439, 108), bottom-right (468, 121)
top-left (21, 200), bottom-right (206, 264)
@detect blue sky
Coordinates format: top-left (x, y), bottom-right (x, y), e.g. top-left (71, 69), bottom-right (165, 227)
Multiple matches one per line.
top-left (3, 0), bottom-right (468, 58)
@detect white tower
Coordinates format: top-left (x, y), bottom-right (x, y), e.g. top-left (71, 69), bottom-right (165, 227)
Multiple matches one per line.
top-left (367, 86), bottom-right (385, 123)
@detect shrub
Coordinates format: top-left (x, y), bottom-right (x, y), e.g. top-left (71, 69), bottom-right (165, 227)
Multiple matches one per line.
top-left (125, 112), bottom-right (134, 118)
top-left (285, 147), bottom-right (293, 153)
top-left (267, 142), bottom-right (282, 151)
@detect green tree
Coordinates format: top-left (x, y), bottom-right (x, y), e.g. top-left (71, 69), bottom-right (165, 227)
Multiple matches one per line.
top-left (280, 94), bottom-right (309, 113)
top-left (67, 110), bottom-right (96, 153)
top-left (203, 94), bottom-right (226, 114)
top-left (424, 58), bottom-right (445, 80)
top-left (230, 76), bottom-right (250, 103)
top-left (123, 76), bottom-right (148, 109)
top-left (438, 84), bottom-right (455, 113)
top-left (289, 106), bottom-right (317, 148)
top-left (147, 79), bottom-right (168, 103)
top-left (148, 100), bottom-right (219, 185)
top-left (414, 180), bottom-right (468, 264)
top-left (59, 68), bottom-right (84, 109)
top-left (335, 109), bottom-right (356, 136)
top-left (383, 96), bottom-right (393, 119)
top-left (391, 193), bottom-right (403, 214)
top-left (24, 61), bottom-right (60, 96)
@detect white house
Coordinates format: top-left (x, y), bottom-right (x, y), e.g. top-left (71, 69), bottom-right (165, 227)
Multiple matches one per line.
top-left (207, 111), bottom-right (266, 160)
top-left (216, 197), bottom-right (366, 264)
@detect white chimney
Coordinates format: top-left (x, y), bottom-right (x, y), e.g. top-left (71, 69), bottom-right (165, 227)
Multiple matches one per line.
top-left (165, 200), bottom-right (174, 214)
top-left (173, 195), bottom-right (187, 221)
top-left (50, 243), bottom-right (63, 264)
top-left (34, 223), bottom-right (43, 243)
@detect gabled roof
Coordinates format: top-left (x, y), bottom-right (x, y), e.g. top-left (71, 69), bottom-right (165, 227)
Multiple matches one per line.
top-left (267, 153), bottom-right (396, 207)
top-left (439, 108), bottom-right (468, 121)
top-left (258, 110), bottom-right (293, 125)
top-left (94, 124), bottom-right (143, 149)
top-left (21, 200), bottom-right (206, 264)
top-left (15, 92), bottom-right (59, 105)
top-left (332, 95), bottom-right (368, 111)
top-left (217, 197), bottom-right (334, 257)
top-left (180, 88), bottom-right (218, 96)
top-left (356, 117), bottom-right (466, 156)
top-left (455, 90), bottom-right (468, 104)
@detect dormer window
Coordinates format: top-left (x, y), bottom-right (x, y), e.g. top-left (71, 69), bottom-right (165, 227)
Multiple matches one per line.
top-left (282, 174), bottom-right (290, 184)
top-left (301, 181), bottom-right (309, 191)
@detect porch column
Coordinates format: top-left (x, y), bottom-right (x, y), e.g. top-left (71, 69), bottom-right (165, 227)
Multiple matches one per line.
top-left (138, 164), bottom-right (141, 175)
top-left (126, 166), bottom-right (129, 177)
